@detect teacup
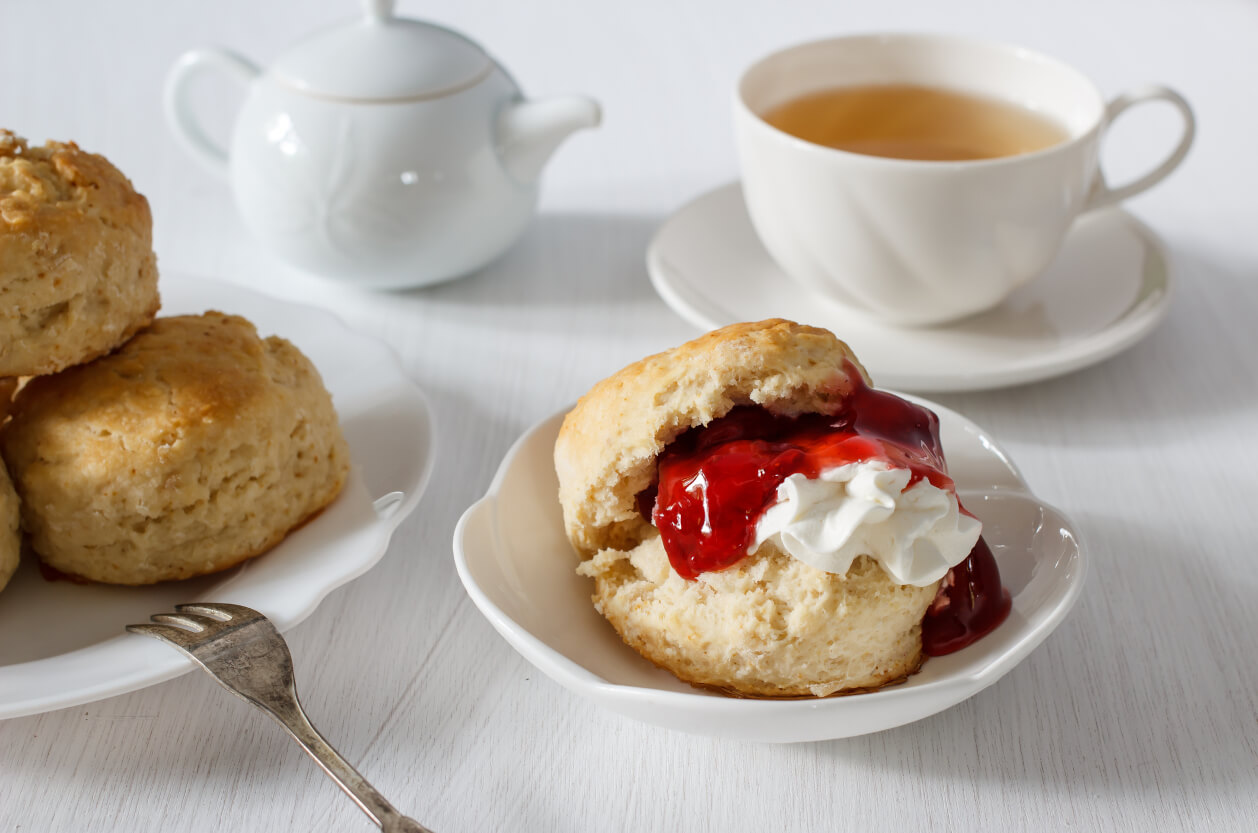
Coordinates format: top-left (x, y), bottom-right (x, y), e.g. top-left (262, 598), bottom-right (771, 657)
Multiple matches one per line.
top-left (734, 33), bottom-right (1194, 326)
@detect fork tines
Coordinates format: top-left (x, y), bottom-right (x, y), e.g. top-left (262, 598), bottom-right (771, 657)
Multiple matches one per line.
top-left (126, 603), bottom-right (261, 647)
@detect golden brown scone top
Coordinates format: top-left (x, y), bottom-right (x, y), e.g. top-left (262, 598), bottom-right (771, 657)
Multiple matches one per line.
top-left (554, 319), bottom-right (870, 558)
top-left (0, 130), bottom-right (150, 233)
top-left (0, 131), bottom-right (160, 377)
top-left (5, 312), bottom-right (277, 448)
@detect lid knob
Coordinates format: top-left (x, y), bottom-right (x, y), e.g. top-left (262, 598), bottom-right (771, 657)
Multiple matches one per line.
top-left (271, 0), bottom-right (492, 101)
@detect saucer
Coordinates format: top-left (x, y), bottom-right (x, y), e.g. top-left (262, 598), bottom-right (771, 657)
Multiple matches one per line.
top-left (647, 183), bottom-right (1173, 392)
top-left (453, 401), bottom-right (1085, 743)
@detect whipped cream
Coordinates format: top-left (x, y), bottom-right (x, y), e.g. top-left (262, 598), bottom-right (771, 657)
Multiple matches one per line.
top-left (750, 461), bottom-right (980, 586)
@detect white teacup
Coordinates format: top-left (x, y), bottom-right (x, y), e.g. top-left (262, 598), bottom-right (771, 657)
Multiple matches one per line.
top-left (734, 34), bottom-right (1194, 326)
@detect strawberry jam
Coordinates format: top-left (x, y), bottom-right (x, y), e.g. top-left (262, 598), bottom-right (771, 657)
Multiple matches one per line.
top-left (643, 362), bottom-right (1009, 654)
top-left (922, 536), bottom-right (1011, 656)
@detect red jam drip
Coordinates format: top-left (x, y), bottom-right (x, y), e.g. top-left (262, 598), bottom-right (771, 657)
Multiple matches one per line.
top-left (644, 360), bottom-right (1010, 652)
top-left (921, 536), bottom-right (1011, 655)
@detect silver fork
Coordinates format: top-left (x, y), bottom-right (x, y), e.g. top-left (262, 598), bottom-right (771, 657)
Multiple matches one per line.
top-left (127, 603), bottom-right (432, 833)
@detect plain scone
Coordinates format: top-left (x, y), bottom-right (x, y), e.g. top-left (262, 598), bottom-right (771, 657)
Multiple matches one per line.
top-left (0, 312), bottom-right (350, 585)
top-left (556, 319), bottom-right (939, 697)
top-left (0, 130), bottom-right (160, 377)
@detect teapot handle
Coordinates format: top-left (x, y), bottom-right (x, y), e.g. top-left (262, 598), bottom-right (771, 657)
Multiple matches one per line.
top-left (164, 48), bottom-right (260, 177)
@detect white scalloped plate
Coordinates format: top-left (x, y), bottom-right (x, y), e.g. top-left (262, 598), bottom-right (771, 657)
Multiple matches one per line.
top-left (454, 399), bottom-right (1084, 743)
top-left (0, 274), bottom-right (434, 719)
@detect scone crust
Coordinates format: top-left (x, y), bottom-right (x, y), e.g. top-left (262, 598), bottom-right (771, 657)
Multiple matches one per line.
top-left (1, 312), bottom-right (350, 584)
top-left (555, 319), bottom-right (869, 557)
top-left (0, 461), bottom-right (19, 594)
top-left (0, 131), bottom-right (160, 376)
top-left (579, 536), bottom-right (938, 698)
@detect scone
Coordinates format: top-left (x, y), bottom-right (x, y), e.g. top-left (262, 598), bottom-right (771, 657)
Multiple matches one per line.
top-left (0, 312), bottom-right (350, 584)
top-left (0, 461), bottom-right (19, 595)
top-left (0, 131), bottom-right (160, 377)
top-left (0, 377), bottom-right (19, 423)
top-left (556, 319), bottom-right (1007, 698)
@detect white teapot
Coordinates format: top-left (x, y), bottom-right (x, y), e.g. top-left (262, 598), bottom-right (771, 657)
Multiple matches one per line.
top-left (166, 0), bottom-right (600, 288)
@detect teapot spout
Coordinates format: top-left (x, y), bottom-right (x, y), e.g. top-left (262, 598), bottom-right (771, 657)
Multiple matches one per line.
top-left (497, 95), bottom-right (601, 184)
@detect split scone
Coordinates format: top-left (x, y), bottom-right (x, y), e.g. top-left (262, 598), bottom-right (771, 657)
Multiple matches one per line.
top-left (555, 320), bottom-right (1008, 698)
top-left (0, 130), bottom-right (160, 377)
top-left (1, 312), bottom-right (350, 585)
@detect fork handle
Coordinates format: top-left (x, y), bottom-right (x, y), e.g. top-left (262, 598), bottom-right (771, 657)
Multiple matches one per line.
top-left (265, 697), bottom-right (433, 833)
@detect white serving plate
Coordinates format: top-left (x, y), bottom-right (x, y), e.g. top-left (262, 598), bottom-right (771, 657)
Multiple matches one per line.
top-left (0, 275), bottom-right (434, 719)
top-left (454, 400), bottom-right (1085, 743)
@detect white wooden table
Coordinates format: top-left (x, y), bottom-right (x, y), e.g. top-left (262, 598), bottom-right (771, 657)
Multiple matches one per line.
top-left (2, 1), bottom-right (1256, 831)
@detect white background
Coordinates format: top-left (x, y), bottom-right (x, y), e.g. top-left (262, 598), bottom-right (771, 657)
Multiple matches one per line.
top-left (2, 0), bottom-right (1256, 831)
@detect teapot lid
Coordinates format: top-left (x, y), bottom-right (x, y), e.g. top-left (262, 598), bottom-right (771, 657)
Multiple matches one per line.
top-left (271, 0), bottom-right (492, 101)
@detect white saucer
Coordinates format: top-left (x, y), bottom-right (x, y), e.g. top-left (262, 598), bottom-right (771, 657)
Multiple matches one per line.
top-left (453, 400), bottom-right (1085, 743)
top-left (647, 183), bottom-right (1173, 392)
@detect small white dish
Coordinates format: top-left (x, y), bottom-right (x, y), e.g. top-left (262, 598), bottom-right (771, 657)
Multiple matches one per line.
top-left (454, 400), bottom-right (1086, 743)
top-left (0, 274), bottom-right (434, 720)
top-left (647, 183), bottom-right (1173, 392)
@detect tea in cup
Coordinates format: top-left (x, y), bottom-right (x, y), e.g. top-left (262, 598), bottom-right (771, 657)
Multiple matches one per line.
top-left (734, 34), bottom-right (1194, 326)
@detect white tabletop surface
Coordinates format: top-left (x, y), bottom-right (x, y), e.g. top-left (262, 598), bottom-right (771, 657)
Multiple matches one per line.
top-left (2, 1), bottom-right (1256, 831)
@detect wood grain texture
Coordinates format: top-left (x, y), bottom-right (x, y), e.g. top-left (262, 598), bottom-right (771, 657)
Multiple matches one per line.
top-left (2, 1), bottom-right (1256, 831)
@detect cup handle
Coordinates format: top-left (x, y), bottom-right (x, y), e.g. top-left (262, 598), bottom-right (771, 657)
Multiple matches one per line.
top-left (164, 47), bottom-right (260, 178)
top-left (1083, 84), bottom-right (1195, 211)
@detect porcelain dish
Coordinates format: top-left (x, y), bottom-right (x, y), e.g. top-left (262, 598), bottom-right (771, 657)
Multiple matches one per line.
top-left (0, 275), bottom-right (434, 719)
top-left (648, 183), bottom-right (1172, 393)
top-left (454, 401), bottom-right (1085, 743)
